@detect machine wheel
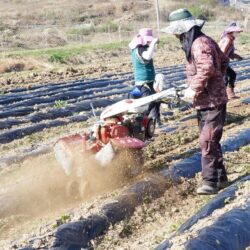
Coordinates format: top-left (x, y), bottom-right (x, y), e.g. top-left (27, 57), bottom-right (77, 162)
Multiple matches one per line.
top-left (145, 118), bottom-right (155, 138)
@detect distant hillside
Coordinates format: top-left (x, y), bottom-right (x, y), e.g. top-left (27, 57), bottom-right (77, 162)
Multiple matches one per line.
top-left (0, 0), bottom-right (245, 51)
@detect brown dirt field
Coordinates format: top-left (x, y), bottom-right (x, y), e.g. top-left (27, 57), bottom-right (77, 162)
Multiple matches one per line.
top-left (0, 2), bottom-right (249, 246)
top-left (0, 81), bottom-right (249, 249)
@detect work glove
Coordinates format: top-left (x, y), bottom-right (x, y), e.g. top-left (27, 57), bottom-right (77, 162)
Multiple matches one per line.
top-left (142, 38), bottom-right (159, 60)
top-left (183, 87), bottom-right (196, 102)
top-left (152, 37), bottom-right (159, 45)
top-left (152, 38), bottom-right (159, 51)
top-left (154, 73), bottom-right (165, 92)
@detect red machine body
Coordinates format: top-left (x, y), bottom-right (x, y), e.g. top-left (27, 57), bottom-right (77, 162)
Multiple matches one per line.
top-left (54, 112), bottom-right (154, 174)
top-left (79, 114), bottom-right (152, 154)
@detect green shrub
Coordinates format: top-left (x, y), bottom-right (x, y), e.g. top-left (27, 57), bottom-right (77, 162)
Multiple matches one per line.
top-left (70, 25), bottom-right (96, 36)
top-left (188, 6), bottom-right (214, 21)
top-left (243, 146), bottom-right (250, 153)
top-left (121, 24), bottom-right (135, 32)
top-left (98, 21), bottom-right (118, 33)
top-left (49, 52), bottom-right (69, 63)
top-left (52, 214), bottom-right (70, 229)
top-left (199, 0), bottom-right (218, 7)
top-left (175, 0), bottom-right (218, 7)
top-left (54, 100), bottom-right (68, 108)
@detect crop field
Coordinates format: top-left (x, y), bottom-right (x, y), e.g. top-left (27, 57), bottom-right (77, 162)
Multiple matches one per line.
top-left (0, 57), bottom-right (250, 249)
top-left (1, 59), bottom-right (250, 145)
top-left (0, 0), bottom-right (250, 249)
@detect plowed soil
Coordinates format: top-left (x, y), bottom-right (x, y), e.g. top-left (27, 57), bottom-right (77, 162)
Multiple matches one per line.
top-left (0, 80), bottom-right (249, 249)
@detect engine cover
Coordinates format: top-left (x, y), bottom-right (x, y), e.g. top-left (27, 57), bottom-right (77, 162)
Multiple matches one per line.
top-left (110, 124), bottom-right (129, 138)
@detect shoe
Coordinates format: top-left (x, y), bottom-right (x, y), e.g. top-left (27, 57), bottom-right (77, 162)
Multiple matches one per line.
top-left (226, 87), bottom-right (240, 99)
top-left (217, 180), bottom-right (229, 190)
top-left (196, 184), bottom-right (218, 195)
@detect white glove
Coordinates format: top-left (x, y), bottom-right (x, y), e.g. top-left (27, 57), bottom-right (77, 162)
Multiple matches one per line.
top-left (154, 73), bottom-right (165, 92)
top-left (183, 87), bottom-right (196, 102)
top-left (152, 37), bottom-right (159, 46)
top-left (142, 38), bottom-right (159, 60)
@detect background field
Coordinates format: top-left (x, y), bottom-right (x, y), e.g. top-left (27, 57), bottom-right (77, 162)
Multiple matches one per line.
top-left (0, 0), bottom-right (249, 85)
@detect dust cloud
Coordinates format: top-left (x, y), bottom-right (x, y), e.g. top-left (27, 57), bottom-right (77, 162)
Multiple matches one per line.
top-left (0, 153), bottom-right (70, 219)
top-left (0, 149), bottom-right (138, 241)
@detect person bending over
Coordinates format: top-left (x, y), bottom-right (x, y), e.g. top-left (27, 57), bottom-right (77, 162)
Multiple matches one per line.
top-left (129, 28), bottom-right (162, 127)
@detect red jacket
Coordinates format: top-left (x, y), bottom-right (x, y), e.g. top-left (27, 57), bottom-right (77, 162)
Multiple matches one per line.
top-left (186, 35), bottom-right (229, 110)
top-left (218, 35), bottom-right (235, 59)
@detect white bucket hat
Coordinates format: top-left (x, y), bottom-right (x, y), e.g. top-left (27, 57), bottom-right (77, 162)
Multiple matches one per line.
top-left (161, 8), bottom-right (205, 35)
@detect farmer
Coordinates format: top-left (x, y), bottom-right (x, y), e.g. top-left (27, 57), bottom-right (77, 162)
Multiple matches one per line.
top-left (218, 22), bottom-right (243, 99)
top-left (128, 28), bottom-right (162, 127)
top-left (162, 9), bottom-right (229, 194)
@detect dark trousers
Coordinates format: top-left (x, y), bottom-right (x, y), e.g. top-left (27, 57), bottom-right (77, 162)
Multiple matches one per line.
top-left (197, 104), bottom-right (228, 187)
top-left (225, 66), bottom-right (236, 88)
top-left (140, 83), bottom-right (160, 121)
